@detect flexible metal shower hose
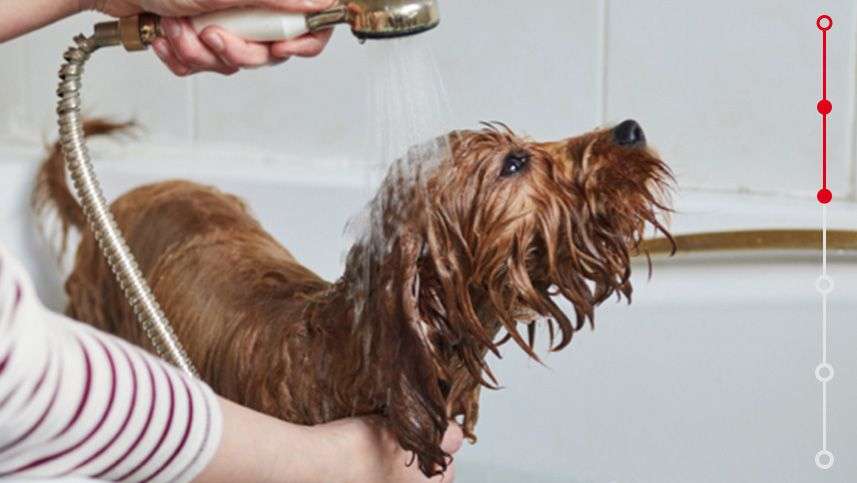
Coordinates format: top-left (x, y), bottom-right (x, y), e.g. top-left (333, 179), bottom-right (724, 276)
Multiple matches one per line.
top-left (56, 34), bottom-right (199, 378)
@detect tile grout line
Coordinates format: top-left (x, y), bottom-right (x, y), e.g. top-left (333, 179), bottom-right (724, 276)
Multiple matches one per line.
top-left (18, 38), bottom-right (31, 142)
top-left (594, 0), bottom-right (608, 126)
top-left (187, 77), bottom-right (198, 145)
top-left (846, 5), bottom-right (857, 201)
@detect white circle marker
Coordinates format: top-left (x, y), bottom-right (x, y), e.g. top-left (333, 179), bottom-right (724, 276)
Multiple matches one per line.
top-left (816, 450), bottom-right (834, 469)
top-left (815, 275), bottom-right (834, 295)
top-left (815, 363), bottom-right (834, 383)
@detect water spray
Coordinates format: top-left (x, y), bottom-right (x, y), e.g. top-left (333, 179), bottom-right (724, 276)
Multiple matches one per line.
top-left (56, 0), bottom-right (441, 377)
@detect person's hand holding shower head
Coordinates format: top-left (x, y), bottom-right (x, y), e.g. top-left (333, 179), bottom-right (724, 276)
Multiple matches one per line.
top-left (81, 0), bottom-right (337, 75)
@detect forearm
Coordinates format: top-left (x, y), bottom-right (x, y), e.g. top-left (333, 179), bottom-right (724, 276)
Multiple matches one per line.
top-left (0, 245), bottom-right (222, 481)
top-left (195, 398), bottom-right (338, 483)
top-left (0, 0), bottom-right (87, 43)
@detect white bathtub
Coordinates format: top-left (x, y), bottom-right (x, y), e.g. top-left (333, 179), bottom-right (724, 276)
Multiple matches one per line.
top-left (2, 144), bottom-right (856, 483)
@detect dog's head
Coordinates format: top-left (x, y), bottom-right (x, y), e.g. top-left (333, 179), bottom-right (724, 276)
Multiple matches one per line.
top-left (412, 119), bottom-right (672, 360)
top-left (344, 119), bottom-right (673, 475)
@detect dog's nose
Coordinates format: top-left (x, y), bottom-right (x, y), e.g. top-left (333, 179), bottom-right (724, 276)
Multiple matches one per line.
top-left (613, 119), bottom-right (646, 146)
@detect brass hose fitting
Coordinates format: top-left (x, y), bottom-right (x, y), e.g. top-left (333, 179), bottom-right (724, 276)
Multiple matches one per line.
top-left (93, 14), bottom-right (161, 51)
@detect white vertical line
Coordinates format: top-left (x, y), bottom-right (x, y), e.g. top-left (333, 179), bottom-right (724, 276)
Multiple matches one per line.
top-left (822, 205), bottom-right (828, 275)
top-left (187, 77), bottom-right (198, 144)
top-left (594, 0), bottom-right (608, 125)
top-left (822, 204), bottom-right (828, 364)
top-left (822, 293), bottom-right (828, 364)
top-left (822, 381), bottom-right (828, 450)
top-left (820, 204), bottom-right (826, 452)
top-left (18, 37), bottom-right (31, 139)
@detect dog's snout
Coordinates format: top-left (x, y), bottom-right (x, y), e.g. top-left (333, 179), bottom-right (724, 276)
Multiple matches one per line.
top-left (613, 119), bottom-right (646, 146)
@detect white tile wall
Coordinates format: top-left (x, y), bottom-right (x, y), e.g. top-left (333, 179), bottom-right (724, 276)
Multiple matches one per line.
top-left (192, 0), bottom-right (601, 162)
top-left (194, 27), bottom-right (368, 162)
top-left (0, 40), bottom-right (26, 139)
top-left (0, 0), bottom-right (855, 200)
top-left (5, 11), bottom-right (192, 144)
top-left (433, 0), bottom-right (601, 140)
top-left (606, 0), bottom-right (857, 199)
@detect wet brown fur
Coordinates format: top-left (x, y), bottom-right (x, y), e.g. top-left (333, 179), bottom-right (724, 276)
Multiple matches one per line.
top-left (34, 121), bottom-right (673, 476)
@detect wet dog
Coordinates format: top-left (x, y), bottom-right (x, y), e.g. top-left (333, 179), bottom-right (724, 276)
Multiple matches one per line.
top-left (35, 119), bottom-right (672, 476)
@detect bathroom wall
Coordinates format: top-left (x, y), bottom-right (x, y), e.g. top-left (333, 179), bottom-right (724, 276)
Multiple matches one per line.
top-left (2, 0), bottom-right (856, 201)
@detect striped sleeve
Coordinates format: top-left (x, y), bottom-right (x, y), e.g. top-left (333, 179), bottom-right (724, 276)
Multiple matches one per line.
top-left (0, 244), bottom-right (223, 482)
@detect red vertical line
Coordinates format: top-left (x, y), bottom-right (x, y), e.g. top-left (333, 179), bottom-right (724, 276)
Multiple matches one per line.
top-left (823, 30), bottom-right (828, 100)
top-left (821, 114), bottom-right (827, 189)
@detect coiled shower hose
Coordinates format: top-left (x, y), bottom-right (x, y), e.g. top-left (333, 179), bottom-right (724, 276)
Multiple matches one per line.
top-left (56, 33), bottom-right (199, 378)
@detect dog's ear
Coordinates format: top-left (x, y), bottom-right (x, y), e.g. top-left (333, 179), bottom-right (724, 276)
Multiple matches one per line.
top-left (380, 232), bottom-right (453, 477)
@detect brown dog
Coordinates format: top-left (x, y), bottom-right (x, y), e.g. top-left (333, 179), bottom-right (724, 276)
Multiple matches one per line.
top-left (35, 119), bottom-right (672, 476)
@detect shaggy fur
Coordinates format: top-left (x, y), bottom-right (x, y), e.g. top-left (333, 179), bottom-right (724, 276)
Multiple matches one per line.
top-left (34, 120), bottom-right (673, 476)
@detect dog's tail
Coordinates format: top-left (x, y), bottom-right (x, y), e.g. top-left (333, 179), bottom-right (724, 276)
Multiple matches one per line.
top-left (33, 120), bottom-right (134, 258)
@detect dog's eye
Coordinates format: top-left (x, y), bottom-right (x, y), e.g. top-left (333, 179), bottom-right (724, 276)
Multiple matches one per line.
top-left (500, 151), bottom-right (530, 177)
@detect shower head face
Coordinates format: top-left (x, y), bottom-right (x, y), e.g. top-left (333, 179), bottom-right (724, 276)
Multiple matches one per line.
top-left (345, 0), bottom-right (440, 39)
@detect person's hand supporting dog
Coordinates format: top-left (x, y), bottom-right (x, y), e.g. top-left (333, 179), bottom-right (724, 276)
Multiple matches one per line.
top-left (0, 242), bottom-right (462, 482)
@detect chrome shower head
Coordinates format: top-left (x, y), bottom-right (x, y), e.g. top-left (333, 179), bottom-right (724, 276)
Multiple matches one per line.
top-left (236, 0), bottom-right (441, 42)
top-left (331, 0), bottom-right (441, 40)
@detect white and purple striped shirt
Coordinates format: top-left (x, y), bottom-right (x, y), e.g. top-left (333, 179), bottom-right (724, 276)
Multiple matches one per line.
top-left (0, 244), bottom-right (222, 482)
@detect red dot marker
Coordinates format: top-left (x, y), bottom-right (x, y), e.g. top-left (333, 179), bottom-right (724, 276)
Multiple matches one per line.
top-left (817, 189), bottom-right (832, 204)
top-left (818, 100), bottom-right (832, 115)
top-left (817, 15), bottom-right (833, 31)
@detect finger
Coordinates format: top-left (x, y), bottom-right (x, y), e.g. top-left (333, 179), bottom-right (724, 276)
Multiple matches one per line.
top-left (200, 27), bottom-right (277, 68)
top-left (162, 17), bottom-right (237, 75)
top-left (270, 28), bottom-right (334, 58)
top-left (440, 423), bottom-right (464, 454)
top-left (152, 38), bottom-right (194, 77)
top-left (208, 0), bottom-right (337, 14)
